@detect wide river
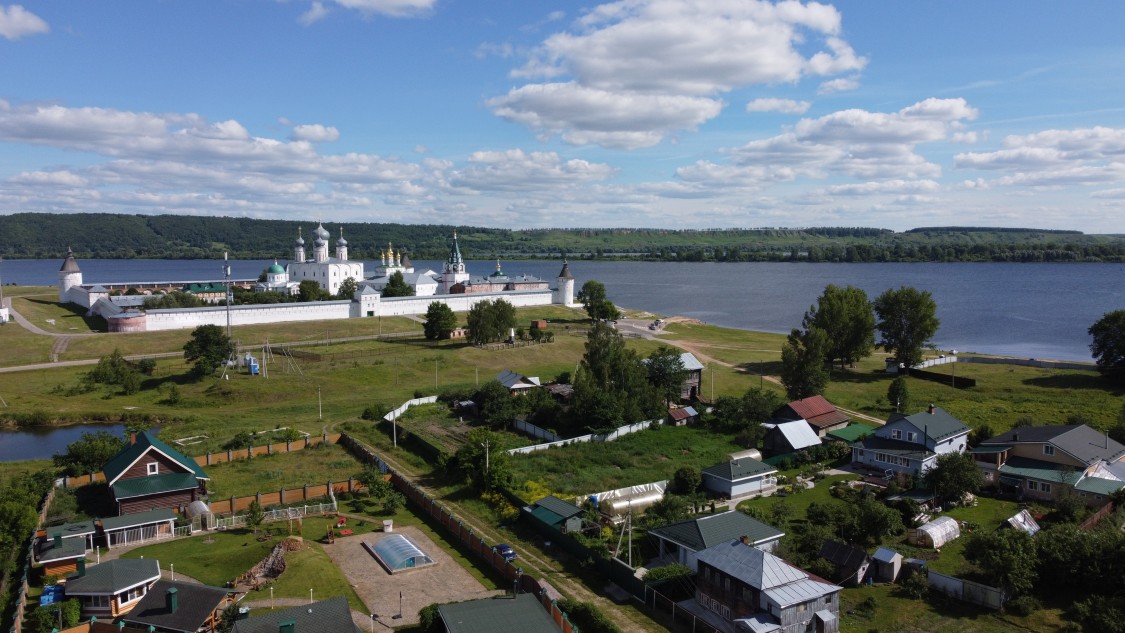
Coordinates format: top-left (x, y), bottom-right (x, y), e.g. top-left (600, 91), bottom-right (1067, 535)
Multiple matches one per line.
top-left (1, 258), bottom-right (1121, 461)
top-left (3, 257), bottom-right (1120, 362)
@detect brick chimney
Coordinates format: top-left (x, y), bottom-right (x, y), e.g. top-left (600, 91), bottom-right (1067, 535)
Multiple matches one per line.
top-left (739, 535), bottom-right (749, 546)
top-left (129, 431), bottom-right (137, 445)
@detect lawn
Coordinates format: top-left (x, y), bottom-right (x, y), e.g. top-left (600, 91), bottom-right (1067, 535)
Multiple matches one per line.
top-left (203, 442), bottom-right (366, 500)
top-left (736, 473), bottom-right (861, 520)
top-left (839, 582), bottom-right (1067, 633)
top-left (121, 528), bottom-right (367, 612)
top-left (507, 424), bottom-right (747, 500)
top-left (823, 357), bottom-right (1124, 432)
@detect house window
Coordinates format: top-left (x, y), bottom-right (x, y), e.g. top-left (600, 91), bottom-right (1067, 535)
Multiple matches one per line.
top-left (1043, 445), bottom-right (1055, 456)
top-left (1027, 481), bottom-right (1038, 491)
top-left (907, 432), bottom-right (917, 442)
top-left (122, 586), bottom-right (146, 603)
top-left (1041, 483), bottom-right (1052, 493)
top-left (891, 430), bottom-right (901, 440)
top-left (86, 595), bottom-right (109, 608)
top-left (146, 462), bottom-right (158, 476)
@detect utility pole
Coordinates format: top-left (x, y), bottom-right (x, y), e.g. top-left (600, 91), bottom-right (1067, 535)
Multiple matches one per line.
top-left (317, 386), bottom-right (322, 420)
top-left (481, 439), bottom-right (490, 476)
top-left (223, 252), bottom-right (232, 339)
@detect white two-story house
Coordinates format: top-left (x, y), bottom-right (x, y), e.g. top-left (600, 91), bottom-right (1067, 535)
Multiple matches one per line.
top-left (851, 405), bottom-right (970, 476)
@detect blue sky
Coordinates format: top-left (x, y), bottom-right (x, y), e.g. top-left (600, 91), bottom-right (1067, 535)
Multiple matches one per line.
top-left (1, 1), bottom-right (1124, 232)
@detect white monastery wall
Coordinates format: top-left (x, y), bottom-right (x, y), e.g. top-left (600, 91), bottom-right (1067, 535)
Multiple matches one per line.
top-left (144, 301), bottom-right (352, 331)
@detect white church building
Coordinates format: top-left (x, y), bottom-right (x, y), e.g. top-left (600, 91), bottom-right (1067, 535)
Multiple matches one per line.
top-left (57, 231), bottom-right (577, 333)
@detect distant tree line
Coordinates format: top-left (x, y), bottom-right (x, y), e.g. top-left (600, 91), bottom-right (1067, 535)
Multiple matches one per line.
top-left (3, 212), bottom-right (1124, 263)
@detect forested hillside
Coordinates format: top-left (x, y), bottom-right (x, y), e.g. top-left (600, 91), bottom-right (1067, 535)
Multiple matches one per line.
top-left (1, 213), bottom-right (1124, 263)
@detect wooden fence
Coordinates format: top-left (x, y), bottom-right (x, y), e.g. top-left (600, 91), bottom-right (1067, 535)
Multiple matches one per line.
top-left (1080, 501), bottom-right (1115, 530)
top-left (7, 487), bottom-right (56, 633)
top-left (58, 433), bottom-right (343, 488)
top-left (209, 479), bottom-right (360, 516)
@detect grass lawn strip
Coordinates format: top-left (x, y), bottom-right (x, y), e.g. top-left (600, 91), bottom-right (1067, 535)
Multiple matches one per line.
top-left (203, 442), bottom-right (364, 500)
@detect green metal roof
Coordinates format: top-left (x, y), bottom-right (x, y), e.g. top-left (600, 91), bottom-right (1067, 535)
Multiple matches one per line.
top-left (826, 423), bottom-right (876, 443)
top-left (648, 510), bottom-right (784, 552)
top-left (439, 593), bottom-right (562, 633)
top-left (100, 508), bottom-right (177, 531)
top-left (37, 536), bottom-right (87, 563)
top-left (112, 472), bottom-right (199, 500)
top-left (530, 506), bottom-right (566, 527)
top-left (183, 283), bottom-right (226, 293)
top-left (123, 580), bottom-right (230, 633)
top-left (701, 457), bottom-right (777, 482)
top-left (65, 559), bottom-right (160, 595)
top-left (103, 431), bottom-right (208, 484)
top-left (998, 456), bottom-right (1083, 485)
top-left (970, 445), bottom-right (1012, 454)
top-left (533, 495), bottom-right (583, 520)
top-left (1075, 477), bottom-right (1124, 496)
top-left (232, 597), bottom-right (360, 633)
top-left (44, 519), bottom-right (97, 538)
top-left (901, 407), bottom-right (970, 442)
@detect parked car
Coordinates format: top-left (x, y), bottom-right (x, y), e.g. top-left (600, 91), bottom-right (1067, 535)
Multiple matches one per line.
top-left (493, 543), bottom-right (517, 562)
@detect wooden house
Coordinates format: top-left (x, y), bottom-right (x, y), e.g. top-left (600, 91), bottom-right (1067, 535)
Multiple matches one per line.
top-left (64, 558), bottom-right (161, 618)
top-left (694, 539), bottom-right (841, 632)
top-left (103, 431), bottom-right (209, 516)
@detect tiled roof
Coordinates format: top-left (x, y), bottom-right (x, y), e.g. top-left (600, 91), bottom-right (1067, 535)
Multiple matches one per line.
top-left (232, 597), bottom-right (361, 633)
top-left (702, 458), bottom-right (777, 483)
top-left (65, 559), bottom-right (160, 595)
top-left (439, 593), bottom-right (562, 633)
top-left (112, 472), bottom-right (199, 500)
top-left (123, 580), bottom-right (230, 633)
top-left (103, 431), bottom-right (208, 484)
top-left (648, 511), bottom-right (783, 552)
top-left (100, 508), bottom-right (177, 531)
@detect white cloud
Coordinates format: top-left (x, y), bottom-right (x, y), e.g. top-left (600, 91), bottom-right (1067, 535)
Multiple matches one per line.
top-left (826, 180), bottom-right (940, 196)
top-left (493, 0), bottom-right (866, 148)
top-left (1091, 188), bottom-right (1125, 200)
top-left (817, 76), bottom-right (859, 94)
top-left (488, 82), bottom-right (722, 149)
top-left (729, 98), bottom-right (978, 180)
top-left (448, 149), bottom-right (616, 192)
top-left (299, 1), bottom-right (329, 25)
top-left (290, 123), bottom-right (340, 142)
top-left (10, 170), bottom-right (86, 186)
top-left (745, 98), bottom-right (810, 114)
top-left (329, 0), bottom-right (435, 18)
top-left (954, 126), bottom-right (1125, 192)
top-left (0, 4), bottom-right (48, 40)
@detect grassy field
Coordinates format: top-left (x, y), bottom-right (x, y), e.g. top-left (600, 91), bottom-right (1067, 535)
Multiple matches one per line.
top-left (507, 424), bottom-right (746, 500)
top-left (203, 442), bottom-right (366, 499)
top-left (839, 582), bottom-right (1067, 632)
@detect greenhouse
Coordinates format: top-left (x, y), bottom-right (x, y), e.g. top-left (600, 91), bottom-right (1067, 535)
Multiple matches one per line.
top-left (910, 516), bottom-right (961, 549)
top-left (365, 534), bottom-right (435, 574)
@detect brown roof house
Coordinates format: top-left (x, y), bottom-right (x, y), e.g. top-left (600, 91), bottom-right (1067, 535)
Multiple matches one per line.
top-left (772, 396), bottom-right (851, 437)
top-left (103, 431), bottom-right (209, 516)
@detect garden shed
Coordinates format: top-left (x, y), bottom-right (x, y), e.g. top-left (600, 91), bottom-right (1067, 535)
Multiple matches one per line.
top-left (872, 547), bottom-right (903, 582)
top-left (910, 516), bottom-right (960, 548)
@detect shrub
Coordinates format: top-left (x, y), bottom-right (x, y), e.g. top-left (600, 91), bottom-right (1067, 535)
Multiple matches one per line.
top-left (418, 603), bottom-right (442, 633)
top-left (899, 570), bottom-right (929, 599)
top-left (556, 598), bottom-right (623, 633)
top-left (1007, 595), bottom-right (1041, 616)
top-left (643, 563), bottom-right (692, 583)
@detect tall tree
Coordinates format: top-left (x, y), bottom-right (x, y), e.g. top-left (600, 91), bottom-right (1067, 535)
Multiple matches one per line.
top-left (923, 452), bottom-right (983, 503)
top-left (381, 271), bottom-right (414, 297)
top-left (780, 326), bottom-right (829, 400)
top-left (873, 286), bottom-right (940, 372)
top-left (455, 428), bottom-right (511, 491)
top-left (297, 279), bottom-right (328, 302)
top-left (576, 280), bottom-right (620, 321)
top-left (183, 324), bottom-right (235, 378)
top-left (466, 298), bottom-right (516, 344)
top-left (53, 431), bottom-right (127, 476)
top-left (423, 301), bottom-right (457, 340)
top-left (646, 346), bottom-right (688, 406)
top-left (964, 529), bottom-right (1038, 597)
top-left (336, 276), bottom-right (358, 299)
top-left (571, 321), bottom-right (660, 434)
top-left (1089, 310), bottom-right (1125, 385)
top-left (803, 284), bottom-right (875, 369)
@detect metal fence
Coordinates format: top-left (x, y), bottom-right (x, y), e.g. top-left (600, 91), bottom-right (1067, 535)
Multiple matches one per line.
top-left (214, 502), bottom-right (336, 531)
